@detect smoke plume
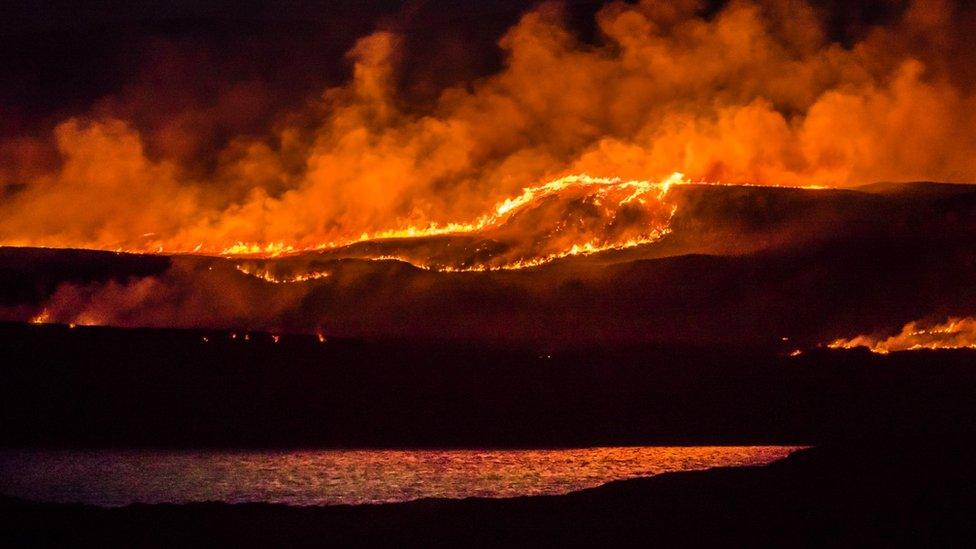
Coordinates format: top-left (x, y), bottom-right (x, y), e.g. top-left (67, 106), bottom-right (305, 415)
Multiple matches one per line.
top-left (2, 0), bottom-right (976, 253)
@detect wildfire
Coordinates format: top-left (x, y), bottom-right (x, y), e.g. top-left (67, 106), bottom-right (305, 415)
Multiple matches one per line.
top-left (70, 172), bottom-right (683, 267)
top-left (424, 231), bottom-right (674, 272)
top-left (829, 317), bottom-right (976, 354)
top-left (218, 172), bottom-right (684, 275)
top-left (2, 0), bottom-right (975, 267)
top-left (4, 169), bottom-right (832, 275)
top-left (222, 242), bottom-right (299, 257)
top-left (28, 310), bottom-right (97, 328)
top-left (234, 264), bottom-right (331, 283)
top-left (30, 310), bottom-right (50, 324)
top-left (218, 172), bottom-right (683, 260)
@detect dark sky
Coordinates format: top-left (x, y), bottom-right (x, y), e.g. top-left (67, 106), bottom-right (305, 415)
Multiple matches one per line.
top-left (0, 2), bottom-right (585, 133)
top-left (0, 1), bottom-right (908, 137)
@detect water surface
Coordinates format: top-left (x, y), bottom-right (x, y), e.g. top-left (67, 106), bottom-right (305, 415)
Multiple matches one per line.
top-left (0, 446), bottom-right (802, 507)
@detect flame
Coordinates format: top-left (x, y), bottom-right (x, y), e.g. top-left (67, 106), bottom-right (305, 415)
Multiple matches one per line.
top-left (4, 170), bottom-right (828, 277)
top-left (829, 317), bottom-right (976, 354)
top-left (220, 172), bottom-right (683, 259)
top-left (419, 233), bottom-right (674, 273)
top-left (217, 171), bottom-right (833, 276)
top-left (30, 310), bottom-right (50, 324)
top-left (234, 264), bottom-right (331, 283)
top-left (217, 172), bottom-right (684, 275)
top-left (40, 172), bottom-right (684, 267)
top-left (223, 242), bottom-right (298, 257)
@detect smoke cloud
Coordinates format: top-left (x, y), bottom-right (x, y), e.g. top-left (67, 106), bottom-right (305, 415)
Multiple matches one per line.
top-left (2, 0), bottom-right (976, 252)
top-left (14, 258), bottom-right (310, 331)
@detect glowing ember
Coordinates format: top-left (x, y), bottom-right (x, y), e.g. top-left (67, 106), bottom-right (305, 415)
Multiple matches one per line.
top-left (829, 317), bottom-right (976, 354)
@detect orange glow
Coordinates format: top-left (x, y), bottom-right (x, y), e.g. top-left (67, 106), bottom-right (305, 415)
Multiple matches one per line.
top-left (829, 317), bottom-right (976, 354)
top-left (1, 1), bottom-right (974, 256)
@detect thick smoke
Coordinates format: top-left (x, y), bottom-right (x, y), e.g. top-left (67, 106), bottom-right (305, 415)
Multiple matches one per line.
top-left (2, 0), bottom-right (975, 252)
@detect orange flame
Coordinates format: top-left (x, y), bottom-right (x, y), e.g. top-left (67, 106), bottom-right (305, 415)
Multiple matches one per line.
top-left (30, 310), bottom-right (50, 325)
top-left (829, 317), bottom-right (976, 354)
top-left (225, 172), bottom-right (683, 273)
top-left (234, 265), bottom-right (332, 283)
top-left (222, 172), bottom-right (683, 258)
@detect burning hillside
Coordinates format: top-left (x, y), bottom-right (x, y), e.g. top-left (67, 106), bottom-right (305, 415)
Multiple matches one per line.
top-left (2, 1), bottom-right (976, 348)
top-left (3, 1), bottom-right (976, 257)
top-left (232, 172), bottom-right (682, 272)
top-left (4, 181), bottom-right (976, 348)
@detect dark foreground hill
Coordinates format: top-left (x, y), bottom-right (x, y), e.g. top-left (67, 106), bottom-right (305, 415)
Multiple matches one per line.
top-left (2, 322), bottom-right (976, 447)
top-left (3, 443), bottom-right (974, 546)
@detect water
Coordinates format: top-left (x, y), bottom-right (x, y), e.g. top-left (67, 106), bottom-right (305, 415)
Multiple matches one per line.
top-left (0, 446), bottom-right (802, 507)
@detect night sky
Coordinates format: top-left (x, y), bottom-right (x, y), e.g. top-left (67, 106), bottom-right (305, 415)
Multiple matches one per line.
top-left (0, 1), bottom-right (916, 138)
